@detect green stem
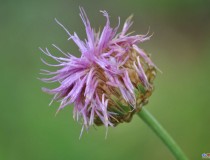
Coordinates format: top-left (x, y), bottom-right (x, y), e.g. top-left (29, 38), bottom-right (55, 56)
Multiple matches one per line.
top-left (137, 107), bottom-right (188, 160)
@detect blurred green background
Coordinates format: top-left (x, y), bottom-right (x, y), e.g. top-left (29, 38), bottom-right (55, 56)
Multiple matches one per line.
top-left (1, 0), bottom-right (210, 160)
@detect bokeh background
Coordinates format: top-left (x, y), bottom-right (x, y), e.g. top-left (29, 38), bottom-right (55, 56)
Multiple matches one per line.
top-left (1, 0), bottom-right (210, 160)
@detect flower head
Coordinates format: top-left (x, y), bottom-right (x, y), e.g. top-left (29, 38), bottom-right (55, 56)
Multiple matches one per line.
top-left (41, 8), bottom-right (157, 135)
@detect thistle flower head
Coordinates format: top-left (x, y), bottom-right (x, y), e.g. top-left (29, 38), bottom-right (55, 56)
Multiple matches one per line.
top-left (41, 8), bottom-right (157, 135)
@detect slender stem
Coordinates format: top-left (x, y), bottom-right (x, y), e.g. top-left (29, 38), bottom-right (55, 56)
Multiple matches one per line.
top-left (137, 107), bottom-right (188, 160)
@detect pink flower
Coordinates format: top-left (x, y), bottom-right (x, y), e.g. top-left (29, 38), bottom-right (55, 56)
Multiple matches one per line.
top-left (40, 7), bottom-right (157, 136)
